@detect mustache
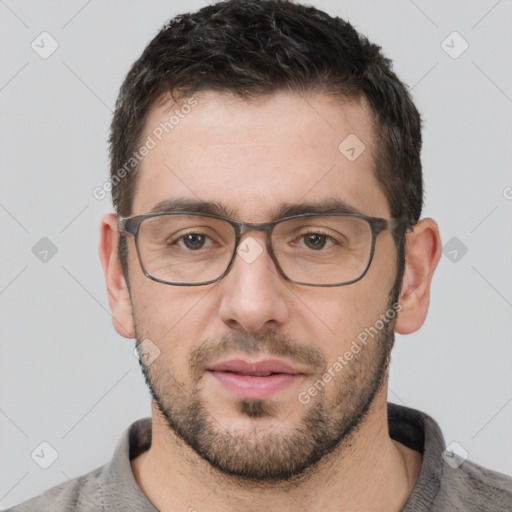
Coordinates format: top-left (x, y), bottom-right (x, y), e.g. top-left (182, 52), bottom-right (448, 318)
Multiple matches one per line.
top-left (189, 330), bottom-right (327, 381)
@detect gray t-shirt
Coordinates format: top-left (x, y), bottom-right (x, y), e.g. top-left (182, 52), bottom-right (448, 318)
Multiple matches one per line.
top-left (6, 403), bottom-right (512, 511)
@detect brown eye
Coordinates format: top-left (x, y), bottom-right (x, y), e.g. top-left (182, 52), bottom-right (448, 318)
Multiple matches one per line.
top-left (303, 234), bottom-right (327, 250)
top-left (181, 233), bottom-right (207, 250)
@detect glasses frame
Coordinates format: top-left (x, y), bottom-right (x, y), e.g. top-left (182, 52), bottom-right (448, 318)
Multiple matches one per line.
top-left (118, 211), bottom-right (407, 287)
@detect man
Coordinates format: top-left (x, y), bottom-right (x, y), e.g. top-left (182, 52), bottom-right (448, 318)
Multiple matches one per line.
top-left (8, 0), bottom-right (512, 510)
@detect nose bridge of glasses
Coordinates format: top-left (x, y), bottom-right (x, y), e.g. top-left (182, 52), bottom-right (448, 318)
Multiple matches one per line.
top-left (237, 219), bottom-right (273, 232)
top-left (236, 220), bottom-right (275, 245)
top-left (232, 221), bottom-right (276, 264)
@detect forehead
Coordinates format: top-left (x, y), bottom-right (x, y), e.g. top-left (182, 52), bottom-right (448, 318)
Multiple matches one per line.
top-left (132, 90), bottom-right (389, 220)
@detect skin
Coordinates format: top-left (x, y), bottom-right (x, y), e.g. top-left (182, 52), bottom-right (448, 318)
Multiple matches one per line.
top-left (99, 91), bottom-right (441, 511)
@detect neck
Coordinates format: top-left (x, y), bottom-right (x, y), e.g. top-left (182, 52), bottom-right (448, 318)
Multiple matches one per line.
top-left (131, 390), bottom-right (422, 512)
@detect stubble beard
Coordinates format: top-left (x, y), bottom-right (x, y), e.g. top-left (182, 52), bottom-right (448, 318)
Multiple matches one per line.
top-left (135, 306), bottom-right (396, 484)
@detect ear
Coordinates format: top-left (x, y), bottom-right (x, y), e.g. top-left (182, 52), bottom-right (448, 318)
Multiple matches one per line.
top-left (394, 218), bottom-right (442, 335)
top-left (98, 213), bottom-right (135, 339)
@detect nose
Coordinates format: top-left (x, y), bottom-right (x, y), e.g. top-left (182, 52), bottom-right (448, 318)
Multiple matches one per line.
top-left (217, 233), bottom-right (289, 332)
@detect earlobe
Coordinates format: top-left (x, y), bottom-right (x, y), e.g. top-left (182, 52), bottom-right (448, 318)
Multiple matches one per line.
top-left (394, 218), bottom-right (442, 335)
top-left (99, 213), bottom-right (136, 339)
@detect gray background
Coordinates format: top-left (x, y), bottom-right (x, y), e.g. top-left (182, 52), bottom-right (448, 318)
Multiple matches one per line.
top-left (1, 0), bottom-right (511, 508)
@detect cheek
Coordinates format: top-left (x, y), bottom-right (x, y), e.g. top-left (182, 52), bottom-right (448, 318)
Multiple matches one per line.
top-left (304, 288), bottom-right (384, 345)
top-left (298, 259), bottom-right (396, 362)
top-left (129, 275), bottom-right (216, 377)
top-left (132, 283), bottom-right (202, 336)
top-left (127, 244), bottom-right (186, 336)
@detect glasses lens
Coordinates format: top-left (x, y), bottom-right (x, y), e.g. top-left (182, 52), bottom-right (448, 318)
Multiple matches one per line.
top-left (272, 216), bottom-right (372, 285)
top-left (137, 215), bottom-right (235, 284)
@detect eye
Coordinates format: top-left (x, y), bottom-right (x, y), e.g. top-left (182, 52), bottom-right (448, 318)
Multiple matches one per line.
top-left (180, 233), bottom-right (208, 250)
top-left (302, 233), bottom-right (329, 250)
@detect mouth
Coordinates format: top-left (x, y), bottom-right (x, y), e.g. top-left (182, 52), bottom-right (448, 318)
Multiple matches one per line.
top-left (206, 358), bottom-right (307, 400)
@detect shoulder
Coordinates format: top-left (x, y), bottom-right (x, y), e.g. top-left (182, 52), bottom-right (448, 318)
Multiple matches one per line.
top-left (5, 465), bottom-right (104, 512)
top-left (436, 457), bottom-right (512, 511)
top-left (388, 403), bottom-right (512, 512)
top-left (5, 417), bottom-right (153, 512)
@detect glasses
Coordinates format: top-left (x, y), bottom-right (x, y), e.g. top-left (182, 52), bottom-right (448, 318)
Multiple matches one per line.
top-left (118, 211), bottom-right (406, 287)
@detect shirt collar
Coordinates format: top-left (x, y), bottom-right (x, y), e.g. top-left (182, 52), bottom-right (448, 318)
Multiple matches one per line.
top-left (100, 417), bottom-right (157, 511)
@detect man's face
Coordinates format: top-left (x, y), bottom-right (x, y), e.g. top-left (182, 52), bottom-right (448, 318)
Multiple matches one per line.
top-left (125, 91), bottom-right (400, 481)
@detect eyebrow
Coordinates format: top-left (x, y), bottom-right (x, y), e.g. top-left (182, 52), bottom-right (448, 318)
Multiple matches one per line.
top-left (148, 197), bottom-right (363, 220)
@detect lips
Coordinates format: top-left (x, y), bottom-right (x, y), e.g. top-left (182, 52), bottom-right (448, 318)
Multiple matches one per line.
top-left (206, 358), bottom-right (306, 400)
top-left (207, 358), bottom-right (305, 375)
